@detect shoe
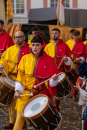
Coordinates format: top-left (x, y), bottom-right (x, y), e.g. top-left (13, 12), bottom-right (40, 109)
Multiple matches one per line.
top-left (3, 123), bottom-right (14, 129)
top-left (73, 96), bottom-right (77, 101)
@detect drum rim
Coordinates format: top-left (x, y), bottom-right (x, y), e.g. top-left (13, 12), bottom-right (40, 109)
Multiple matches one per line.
top-left (57, 72), bottom-right (66, 85)
top-left (0, 76), bottom-right (15, 90)
top-left (56, 118), bottom-right (63, 130)
top-left (66, 64), bottom-right (78, 72)
top-left (55, 79), bottom-right (74, 100)
top-left (22, 94), bottom-right (50, 120)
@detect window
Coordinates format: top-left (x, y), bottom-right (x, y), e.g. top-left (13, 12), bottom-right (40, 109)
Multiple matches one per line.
top-left (50, 0), bottom-right (58, 7)
top-left (50, 0), bottom-right (70, 7)
top-left (11, 0), bottom-right (27, 17)
top-left (63, 0), bottom-right (70, 7)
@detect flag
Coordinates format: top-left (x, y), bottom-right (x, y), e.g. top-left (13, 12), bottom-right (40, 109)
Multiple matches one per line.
top-left (56, 0), bottom-right (65, 25)
top-left (6, 0), bottom-right (14, 22)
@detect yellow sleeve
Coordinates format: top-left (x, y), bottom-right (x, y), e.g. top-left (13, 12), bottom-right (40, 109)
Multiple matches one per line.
top-left (66, 40), bottom-right (69, 45)
top-left (44, 45), bottom-right (48, 55)
top-left (28, 37), bottom-right (33, 47)
top-left (83, 41), bottom-right (87, 45)
top-left (16, 56), bottom-right (26, 88)
top-left (0, 51), bottom-right (9, 75)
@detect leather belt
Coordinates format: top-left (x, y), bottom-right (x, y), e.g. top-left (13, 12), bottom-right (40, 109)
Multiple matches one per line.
top-left (8, 72), bottom-right (17, 77)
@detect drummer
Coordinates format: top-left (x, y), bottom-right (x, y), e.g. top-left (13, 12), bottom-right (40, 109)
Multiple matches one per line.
top-left (72, 30), bottom-right (86, 66)
top-left (44, 28), bottom-right (72, 111)
top-left (0, 19), bottom-right (14, 57)
top-left (13, 36), bottom-right (60, 130)
top-left (72, 30), bottom-right (86, 100)
top-left (28, 26), bottom-right (46, 48)
top-left (0, 31), bottom-right (31, 129)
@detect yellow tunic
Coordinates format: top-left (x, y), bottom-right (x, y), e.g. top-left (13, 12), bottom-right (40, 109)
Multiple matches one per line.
top-left (66, 39), bottom-right (75, 59)
top-left (44, 42), bottom-right (55, 58)
top-left (66, 39), bottom-right (75, 51)
top-left (28, 37), bottom-right (33, 48)
top-left (15, 53), bottom-right (36, 112)
top-left (0, 44), bottom-right (20, 80)
top-left (83, 40), bottom-right (87, 45)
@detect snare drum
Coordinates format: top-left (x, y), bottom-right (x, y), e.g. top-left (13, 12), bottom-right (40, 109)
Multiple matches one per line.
top-left (65, 64), bottom-right (80, 85)
top-left (0, 76), bottom-right (15, 107)
top-left (54, 72), bottom-right (74, 100)
top-left (22, 94), bottom-right (63, 130)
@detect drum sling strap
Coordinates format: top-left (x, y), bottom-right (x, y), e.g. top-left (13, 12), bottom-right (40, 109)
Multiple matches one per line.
top-left (54, 58), bottom-right (64, 71)
top-left (24, 78), bottom-right (46, 95)
top-left (36, 78), bottom-right (46, 92)
top-left (8, 63), bottom-right (17, 77)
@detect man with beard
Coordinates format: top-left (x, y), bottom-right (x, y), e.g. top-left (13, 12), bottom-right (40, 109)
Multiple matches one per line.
top-left (44, 28), bottom-right (72, 111)
top-left (0, 31), bottom-right (31, 129)
top-left (72, 30), bottom-right (86, 101)
top-left (0, 20), bottom-right (14, 57)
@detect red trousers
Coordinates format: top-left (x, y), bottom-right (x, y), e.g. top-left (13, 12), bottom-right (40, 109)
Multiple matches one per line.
top-left (73, 88), bottom-right (77, 96)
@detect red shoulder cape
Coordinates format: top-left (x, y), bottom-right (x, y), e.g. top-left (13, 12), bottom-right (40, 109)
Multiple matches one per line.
top-left (0, 30), bottom-right (14, 53)
top-left (33, 52), bottom-right (60, 96)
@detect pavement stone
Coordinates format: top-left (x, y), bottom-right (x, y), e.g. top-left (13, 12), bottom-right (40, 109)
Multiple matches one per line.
top-left (0, 97), bottom-right (82, 130)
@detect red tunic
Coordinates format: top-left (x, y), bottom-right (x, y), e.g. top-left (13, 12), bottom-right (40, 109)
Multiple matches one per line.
top-left (17, 42), bottom-right (31, 69)
top-left (0, 30), bottom-right (14, 53)
top-left (33, 52), bottom-right (60, 97)
top-left (72, 39), bottom-right (86, 67)
top-left (55, 39), bottom-right (72, 72)
top-left (18, 42), bottom-right (31, 63)
top-left (85, 44), bottom-right (87, 57)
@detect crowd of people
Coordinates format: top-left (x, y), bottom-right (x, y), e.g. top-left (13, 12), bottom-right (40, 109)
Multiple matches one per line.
top-left (0, 19), bottom-right (87, 130)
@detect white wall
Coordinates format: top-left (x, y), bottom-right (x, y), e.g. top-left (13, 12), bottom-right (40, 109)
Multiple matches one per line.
top-left (47, 0), bottom-right (50, 7)
top-left (70, 0), bottom-right (72, 8)
top-left (78, 0), bottom-right (87, 9)
top-left (31, 0), bottom-right (43, 9)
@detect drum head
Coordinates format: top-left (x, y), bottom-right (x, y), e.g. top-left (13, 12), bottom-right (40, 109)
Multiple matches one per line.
top-left (1, 76), bottom-right (15, 88)
top-left (58, 72), bottom-right (65, 84)
top-left (23, 96), bottom-right (48, 118)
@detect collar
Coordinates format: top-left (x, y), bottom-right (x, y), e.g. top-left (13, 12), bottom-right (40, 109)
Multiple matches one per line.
top-left (0, 30), bottom-right (6, 35)
top-left (15, 42), bottom-right (28, 48)
top-left (52, 39), bottom-right (63, 45)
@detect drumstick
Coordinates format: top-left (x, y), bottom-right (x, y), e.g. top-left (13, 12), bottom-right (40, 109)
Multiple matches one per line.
top-left (73, 57), bottom-right (80, 64)
top-left (20, 93), bottom-right (33, 97)
top-left (34, 73), bottom-right (61, 88)
top-left (3, 69), bottom-right (11, 82)
top-left (3, 69), bottom-right (14, 85)
top-left (58, 55), bottom-right (66, 69)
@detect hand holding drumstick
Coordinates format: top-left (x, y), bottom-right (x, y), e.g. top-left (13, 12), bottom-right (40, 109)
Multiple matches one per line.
top-left (14, 73), bottom-right (60, 98)
top-left (52, 74), bottom-right (59, 80)
top-left (58, 55), bottom-right (67, 69)
top-left (14, 90), bottom-right (21, 99)
top-left (73, 58), bottom-right (81, 64)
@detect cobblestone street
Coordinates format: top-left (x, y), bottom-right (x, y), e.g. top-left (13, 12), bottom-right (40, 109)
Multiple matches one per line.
top-left (0, 97), bottom-right (82, 130)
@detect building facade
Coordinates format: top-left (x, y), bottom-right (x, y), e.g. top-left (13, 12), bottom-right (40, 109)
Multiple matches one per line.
top-left (12, 0), bottom-right (87, 24)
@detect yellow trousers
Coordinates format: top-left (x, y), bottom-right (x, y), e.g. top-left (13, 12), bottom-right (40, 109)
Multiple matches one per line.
top-left (13, 111), bottom-right (25, 130)
top-left (9, 99), bottom-right (15, 124)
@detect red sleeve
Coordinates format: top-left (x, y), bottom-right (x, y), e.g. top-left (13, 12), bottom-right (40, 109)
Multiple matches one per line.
top-left (65, 43), bottom-right (72, 58)
top-left (80, 45), bottom-right (86, 59)
top-left (6, 35), bottom-right (14, 49)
